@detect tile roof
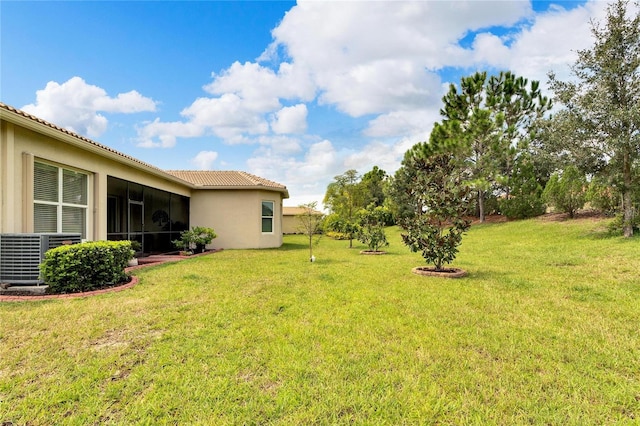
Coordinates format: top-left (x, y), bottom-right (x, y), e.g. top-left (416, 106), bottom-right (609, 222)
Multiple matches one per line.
top-left (1, 103), bottom-right (289, 197)
top-left (0, 102), bottom-right (171, 177)
top-left (283, 206), bottom-right (323, 216)
top-left (165, 170), bottom-right (288, 194)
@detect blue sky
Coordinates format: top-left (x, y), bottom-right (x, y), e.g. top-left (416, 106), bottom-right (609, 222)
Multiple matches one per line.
top-left (1, 0), bottom-right (611, 207)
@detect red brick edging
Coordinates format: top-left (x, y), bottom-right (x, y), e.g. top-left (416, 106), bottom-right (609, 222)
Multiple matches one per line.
top-left (0, 276), bottom-right (139, 302)
top-left (0, 249), bottom-right (222, 302)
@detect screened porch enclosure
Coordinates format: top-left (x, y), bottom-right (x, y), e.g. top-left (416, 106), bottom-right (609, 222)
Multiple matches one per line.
top-left (106, 176), bottom-right (189, 254)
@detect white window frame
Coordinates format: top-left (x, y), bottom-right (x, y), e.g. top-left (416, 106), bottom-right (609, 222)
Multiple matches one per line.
top-left (34, 161), bottom-right (89, 238)
top-left (261, 200), bottom-right (275, 234)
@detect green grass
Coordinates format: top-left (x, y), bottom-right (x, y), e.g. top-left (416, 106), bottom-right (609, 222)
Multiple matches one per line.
top-left (1, 217), bottom-right (639, 424)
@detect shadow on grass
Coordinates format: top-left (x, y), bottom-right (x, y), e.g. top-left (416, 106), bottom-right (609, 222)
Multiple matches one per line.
top-left (279, 242), bottom-right (308, 251)
top-left (460, 269), bottom-right (537, 290)
top-left (312, 258), bottom-right (352, 265)
top-left (583, 228), bottom-right (637, 241)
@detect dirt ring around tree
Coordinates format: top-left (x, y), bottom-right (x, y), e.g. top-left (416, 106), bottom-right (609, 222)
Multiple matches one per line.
top-left (359, 250), bottom-right (387, 255)
top-left (412, 266), bottom-right (467, 278)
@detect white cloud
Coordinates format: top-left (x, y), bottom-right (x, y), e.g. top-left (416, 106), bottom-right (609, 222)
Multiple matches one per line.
top-left (137, 0), bottom-right (612, 152)
top-left (472, 33), bottom-right (511, 68)
top-left (22, 76), bottom-right (156, 138)
top-left (183, 95), bottom-right (271, 140)
top-left (191, 151), bottom-right (219, 170)
top-left (205, 61), bottom-right (315, 105)
top-left (270, 104), bottom-right (307, 134)
top-left (343, 137), bottom-right (416, 177)
top-left (473, 1), bottom-right (613, 89)
top-left (269, 0), bottom-right (532, 117)
top-left (247, 139), bottom-right (340, 206)
top-left (364, 108), bottom-right (441, 139)
top-left (256, 134), bottom-right (303, 155)
top-left (271, 1), bottom-right (531, 70)
top-left (137, 94), bottom-right (270, 147)
top-left (137, 119), bottom-right (203, 148)
top-left (137, 1), bottom-right (538, 148)
top-left (94, 90), bottom-right (157, 113)
top-left (138, 61), bottom-right (315, 146)
top-left (134, 0), bottom-right (619, 205)
top-left (317, 60), bottom-right (442, 117)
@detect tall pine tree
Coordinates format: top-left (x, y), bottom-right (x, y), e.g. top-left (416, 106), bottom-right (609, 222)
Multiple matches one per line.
top-left (433, 71), bottom-right (550, 222)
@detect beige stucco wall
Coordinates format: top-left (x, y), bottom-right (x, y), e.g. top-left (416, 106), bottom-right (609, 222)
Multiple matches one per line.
top-left (283, 214), bottom-right (300, 234)
top-left (0, 116), bottom-right (191, 240)
top-left (190, 189), bottom-right (283, 249)
top-left (282, 207), bottom-right (323, 234)
top-left (1, 110), bottom-right (286, 250)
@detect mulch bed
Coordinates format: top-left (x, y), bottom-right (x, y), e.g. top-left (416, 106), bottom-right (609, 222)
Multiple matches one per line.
top-left (412, 266), bottom-right (467, 278)
top-left (536, 210), bottom-right (606, 222)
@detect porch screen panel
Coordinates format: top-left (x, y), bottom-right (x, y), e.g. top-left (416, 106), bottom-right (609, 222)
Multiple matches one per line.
top-left (146, 188), bottom-right (171, 232)
top-left (169, 194), bottom-right (190, 247)
top-left (170, 195), bottom-right (189, 232)
top-left (107, 176), bottom-right (128, 239)
top-left (107, 176), bottom-right (190, 253)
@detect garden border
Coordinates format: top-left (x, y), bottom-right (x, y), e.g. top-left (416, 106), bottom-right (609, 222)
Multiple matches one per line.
top-left (0, 249), bottom-right (221, 302)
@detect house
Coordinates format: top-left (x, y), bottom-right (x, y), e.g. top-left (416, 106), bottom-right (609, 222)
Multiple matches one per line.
top-left (282, 206), bottom-right (324, 234)
top-left (0, 103), bottom-right (289, 253)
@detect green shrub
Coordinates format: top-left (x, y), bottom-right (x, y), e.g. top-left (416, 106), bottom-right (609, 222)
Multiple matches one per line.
top-left (172, 226), bottom-right (217, 253)
top-left (356, 205), bottom-right (390, 252)
top-left (543, 165), bottom-right (587, 218)
top-left (607, 212), bottom-right (640, 235)
top-left (40, 241), bottom-right (133, 294)
top-left (499, 159), bottom-right (546, 220)
top-left (586, 177), bottom-right (619, 216)
top-left (325, 231), bottom-right (349, 240)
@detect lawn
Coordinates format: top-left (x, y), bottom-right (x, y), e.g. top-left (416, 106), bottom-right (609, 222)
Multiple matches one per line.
top-left (1, 216), bottom-right (639, 424)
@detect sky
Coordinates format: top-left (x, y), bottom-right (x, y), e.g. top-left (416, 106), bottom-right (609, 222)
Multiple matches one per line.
top-left (0, 0), bottom-right (616, 208)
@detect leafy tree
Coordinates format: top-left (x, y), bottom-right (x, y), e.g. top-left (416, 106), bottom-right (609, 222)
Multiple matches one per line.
top-left (499, 155), bottom-right (547, 220)
top-left (359, 166), bottom-right (388, 208)
top-left (296, 202), bottom-right (324, 261)
top-left (392, 143), bottom-right (472, 271)
top-left (542, 165), bottom-right (587, 218)
top-left (548, 0), bottom-right (640, 236)
top-left (433, 71), bottom-right (551, 222)
top-left (323, 170), bottom-right (365, 248)
top-left (586, 176), bottom-right (619, 216)
top-left (356, 204), bottom-right (390, 252)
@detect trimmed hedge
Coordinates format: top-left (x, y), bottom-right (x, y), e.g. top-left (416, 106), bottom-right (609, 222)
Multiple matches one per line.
top-left (40, 241), bottom-right (133, 294)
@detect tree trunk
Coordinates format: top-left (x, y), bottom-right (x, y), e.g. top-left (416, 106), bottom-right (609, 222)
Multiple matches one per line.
top-left (623, 152), bottom-right (634, 237)
top-left (478, 189), bottom-right (486, 223)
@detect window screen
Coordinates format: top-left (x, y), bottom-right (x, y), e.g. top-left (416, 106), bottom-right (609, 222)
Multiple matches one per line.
top-left (261, 201), bottom-right (274, 233)
top-left (34, 161), bottom-right (88, 238)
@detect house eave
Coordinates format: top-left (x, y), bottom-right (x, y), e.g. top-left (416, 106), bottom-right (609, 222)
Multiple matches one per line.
top-left (0, 104), bottom-right (195, 189)
top-left (194, 185), bottom-right (289, 198)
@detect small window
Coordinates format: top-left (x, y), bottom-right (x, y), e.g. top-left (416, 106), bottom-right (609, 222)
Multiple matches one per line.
top-left (261, 201), bottom-right (274, 233)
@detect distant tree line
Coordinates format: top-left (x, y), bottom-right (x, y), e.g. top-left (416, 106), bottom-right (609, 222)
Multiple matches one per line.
top-left (322, 0), bottom-right (640, 241)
